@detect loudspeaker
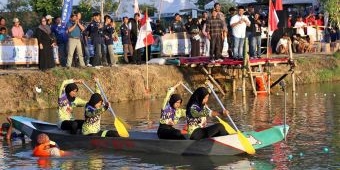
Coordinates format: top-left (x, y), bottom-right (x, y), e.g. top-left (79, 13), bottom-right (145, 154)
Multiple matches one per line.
top-left (277, 11), bottom-right (288, 28)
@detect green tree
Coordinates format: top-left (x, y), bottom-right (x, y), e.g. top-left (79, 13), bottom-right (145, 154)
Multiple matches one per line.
top-left (29, 0), bottom-right (62, 17)
top-left (139, 4), bottom-right (157, 16)
top-left (196, 0), bottom-right (206, 10)
top-left (320, 0), bottom-right (340, 27)
top-left (77, 0), bottom-right (119, 21)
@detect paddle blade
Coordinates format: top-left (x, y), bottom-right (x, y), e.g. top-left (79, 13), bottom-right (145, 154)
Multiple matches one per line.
top-left (116, 116), bottom-right (131, 130)
top-left (237, 131), bottom-right (256, 155)
top-left (216, 116), bottom-right (237, 134)
top-left (114, 118), bottom-right (129, 138)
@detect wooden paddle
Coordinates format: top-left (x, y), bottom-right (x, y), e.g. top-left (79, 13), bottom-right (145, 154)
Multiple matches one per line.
top-left (206, 82), bottom-right (255, 155)
top-left (82, 82), bottom-right (131, 130)
top-left (94, 79), bottom-right (130, 138)
top-left (180, 83), bottom-right (236, 134)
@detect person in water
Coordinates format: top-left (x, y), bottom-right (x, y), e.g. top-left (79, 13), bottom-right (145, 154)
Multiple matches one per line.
top-left (157, 81), bottom-right (186, 140)
top-left (33, 133), bottom-right (70, 157)
top-left (186, 87), bottom-right (229, 140)
top-left (58, 79), bottom-right (88, 134)
top-left (0, 117), bottom-right (25, 142)
top-left (82, 93), bottom-right (120, 137)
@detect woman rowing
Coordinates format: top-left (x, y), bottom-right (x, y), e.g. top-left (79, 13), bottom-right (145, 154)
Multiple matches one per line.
top-left (57, 79), bottom-right (89, 134)
top-left (157, 81), bottom-right (186, 140)
top-left (82, 92), bottom-right (120, 137)
top-left (186, 87), bottom-right (229, 140)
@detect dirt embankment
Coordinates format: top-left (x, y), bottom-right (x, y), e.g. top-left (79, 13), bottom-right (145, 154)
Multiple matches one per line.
top-left (0, 54), bottom-right (339, 113)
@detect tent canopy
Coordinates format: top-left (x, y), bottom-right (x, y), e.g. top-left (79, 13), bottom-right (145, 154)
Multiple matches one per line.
top-left (204, 0), bottom-right (256, 10)
top-left (159, 0), bottom-right (198, 14)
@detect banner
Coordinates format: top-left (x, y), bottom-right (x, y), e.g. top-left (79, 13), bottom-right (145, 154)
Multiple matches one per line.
top-left (61, 0), bottom-right (73, 25)
top-left (0, 38), bottom-right (39, 65)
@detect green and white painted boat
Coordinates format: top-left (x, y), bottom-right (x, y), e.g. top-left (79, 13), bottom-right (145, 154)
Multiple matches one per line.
top-left (10, 116), bottom-right (289, 156)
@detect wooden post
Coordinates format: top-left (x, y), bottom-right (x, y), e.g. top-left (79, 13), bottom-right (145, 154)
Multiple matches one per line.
top-left (288, 40), bottom-right (296, 92)
top-left (202, 67), bottom-right (226, 95)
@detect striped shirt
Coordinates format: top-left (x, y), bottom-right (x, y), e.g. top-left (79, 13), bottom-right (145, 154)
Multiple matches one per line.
top-left (206, 17), bottom-right (225, 37)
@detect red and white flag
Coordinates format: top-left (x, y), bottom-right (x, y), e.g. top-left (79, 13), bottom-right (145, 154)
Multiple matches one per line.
top-left (134, 0), bottom-right (140, 14)
top-left (269, 0), bottom-right (279, 32)
top-left (275, 0), bottom-right (283, 11)
top-left (135, 12), bottom-right (154, 50)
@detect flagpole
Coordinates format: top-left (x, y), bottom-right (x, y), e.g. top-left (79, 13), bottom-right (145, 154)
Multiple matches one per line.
top-left (146, 8), bottom-right (149, 91)
top-left (159, 0), bottom-right (163, 20)
top-left (266, 0), bottom-right (271, 59)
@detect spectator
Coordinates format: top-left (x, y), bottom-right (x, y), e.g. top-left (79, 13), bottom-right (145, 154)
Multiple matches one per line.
top-left (153, 19), bottom-right (166, 36)
top-left (253, 13), bottom-right (264, 58)
top-left (276, 33), bottom-right (291, 54)
top-left (0, 17), bottom-right (7, 33)
top-left (51, 16), bottom-right (68, 67)
top-left (86, 12), bottom-right (106, 66)
top-left (129, 13), bottom-right (141, 64)
top-left (11, 18), bottom-right (24, 39)
top-left (170, 13), bottom-right (185, 33)
top-left (185, 15), bottom-right (193, 32)
top-left (330, 28), bottom-right (339, 51)
top-left (103, 15), bottom-right (116, 66)
top-left (35, 17), bottom-right (56, 71)
top-left (287, 14), bottom-right (293, 28)
top-left (120, 16), bottom-right (133, 63)
top-left (75, 11), bottom-right (91, 67)
top-left (66, 13), bottom-right (86, 68)
top-left (206, 9), bottom-right (226, 62)
top-left (45, 15), bottom-right (54, 27)
top-left (316, 13), bottom-right (325, 30)
top-left (188, 18), bottom-right (201, 57)
top-left (246, 5), bottom-right (256, 58)
top-left (304, 12), bottom-right (316, 26)
top-left (0, 27), bottom-right (8, 41)
top-left (200, 11), bottom-right (210, 56)
top-left (227, 7), bottom-right (237, 58)
top-left (294, 16), bottom-right (307, 36)
top-left (230, 6), bottom-right (251, 60)
top-left (214, 2), bottom-right (227, 55)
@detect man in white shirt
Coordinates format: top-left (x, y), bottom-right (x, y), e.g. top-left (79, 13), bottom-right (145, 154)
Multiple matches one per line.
top-left (230, 6), bottom-right (251, 60)
top-left (294, 16), bottom-right (307, 36)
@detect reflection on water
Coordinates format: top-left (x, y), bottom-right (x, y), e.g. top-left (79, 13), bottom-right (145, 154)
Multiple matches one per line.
top-left (1, 83), bottom-right (340, 169)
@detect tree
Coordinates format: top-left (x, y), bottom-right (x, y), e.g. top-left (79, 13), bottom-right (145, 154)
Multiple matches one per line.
top-left (139, 4), bottom-right (157, 16)
top-left (77, 0), bottom-right (119, 21)
top-left (320, 0), bottom-right (340, 27)
top-left (29, 0), bottom-right (62, 17)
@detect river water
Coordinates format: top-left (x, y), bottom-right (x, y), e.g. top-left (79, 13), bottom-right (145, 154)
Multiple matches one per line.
top-left (1, 82), bottom-right (340, 169)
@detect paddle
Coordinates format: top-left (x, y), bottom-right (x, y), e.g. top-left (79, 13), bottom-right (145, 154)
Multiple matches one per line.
top-left (94, 79), bottom-right (130, 138)
top-left (82, 82), bottom-right (131, 130)
top-left (181, 83), bottom-right (237, 134)
top-left (206, 82), bottom-right (255, 155)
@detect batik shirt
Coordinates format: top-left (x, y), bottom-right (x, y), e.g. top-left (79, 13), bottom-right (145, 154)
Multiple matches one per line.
top-left (186, 104), bottom-right (211, 136)
top-left (159, 88), bottom-right (186, 125)
top-left (57, 79), bottom-right (87, 128)
top-left (82, 104), bottom-right (108, 135)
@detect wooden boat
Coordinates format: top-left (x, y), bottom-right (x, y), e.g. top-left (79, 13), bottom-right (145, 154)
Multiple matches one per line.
top-left (10, 116), bottom-right (289, 156)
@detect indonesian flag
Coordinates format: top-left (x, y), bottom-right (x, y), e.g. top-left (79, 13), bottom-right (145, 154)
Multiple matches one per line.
top-left (275, 0), bottom-right (283, 11)
top-left (269, 0), bottom-right (279, 32)
top-left (135, 12), bottom-right (154, 49)
top-left (134, 0), bottom-right (140, 14)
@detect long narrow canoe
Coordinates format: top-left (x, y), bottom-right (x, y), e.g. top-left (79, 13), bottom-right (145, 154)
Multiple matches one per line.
top-left (10, 116), bottom-right (289, 156)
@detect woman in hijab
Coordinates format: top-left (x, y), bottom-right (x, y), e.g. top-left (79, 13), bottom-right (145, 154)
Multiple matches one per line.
top-left (57, 79), bottom-right (88, 134)
top-left (82, 93), bottom-right (119, 137)
top-left (186, 87), bottom-right (229, 140)
top-left (157, 82), bottom-right (186, 140)
top-left (35, 16), bottom-right (56, 71)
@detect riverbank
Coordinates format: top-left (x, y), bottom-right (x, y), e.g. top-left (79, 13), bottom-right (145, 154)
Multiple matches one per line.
top-left (0, 52), bottom-right (339, 113)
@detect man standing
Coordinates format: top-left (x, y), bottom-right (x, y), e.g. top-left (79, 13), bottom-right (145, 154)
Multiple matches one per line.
top-left (245, 5), bottom-right (256, 58)
top-left (66, 13), bottom-right (86, 68)
top-left (170, 13), bottom-right (185, 33)
top-left (206, 10), bottom-right (226, 62)
top-left (214, 3), bottom-right (228, 55)
top-left (86, 12), bottom-right (106, 67)
top-left (120, 16), bottom-right (133, 63)
top-left (129, 13), bottom-right (141, 64)
top-left (230, 6), bottom-right (250, 60)
top-left (51, 16), bottom-right (68, 67)
top-left (201, 11), bottom-right (210, 56)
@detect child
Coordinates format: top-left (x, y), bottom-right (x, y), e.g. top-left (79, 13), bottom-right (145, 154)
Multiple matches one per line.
top-left (157, 82), bottom-right (186, 140)
top-left (0, 27), bottom-right (7, 41)
top-left (82, 93), bottom-right (120, 137)
top-left (33, 133), bottom-right (69, 157)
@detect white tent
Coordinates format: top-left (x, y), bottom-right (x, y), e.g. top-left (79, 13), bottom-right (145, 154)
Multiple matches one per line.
top-left (204, 0), bottom-right (256, 10)
top-left (157, 0), bottom-right (198, 15)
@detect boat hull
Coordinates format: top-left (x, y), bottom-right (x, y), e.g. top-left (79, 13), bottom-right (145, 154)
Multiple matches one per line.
top-left (10, 116), bottom-right (289, 156)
